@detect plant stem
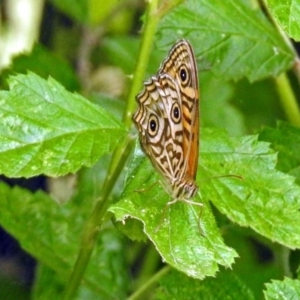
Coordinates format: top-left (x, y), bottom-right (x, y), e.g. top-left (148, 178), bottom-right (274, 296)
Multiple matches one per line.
top-left (62, 137), bottom-right (134, 300)
top-left (62, 0), bottom-right (163, 298)
top-left (276, 246), bottom-right (292, 277)
top-left (261, 0), bottom-right (300, 125)
top-left (274, 73), bottom-right (300, 127)
top-left (134, 244), bottom-right (161, 290)
top-left (122, 0), bottom-right (160, 129)
top-left (122, 0), bottom-right (183, 130)
top-left (127, 266), bottom-right (171, 300)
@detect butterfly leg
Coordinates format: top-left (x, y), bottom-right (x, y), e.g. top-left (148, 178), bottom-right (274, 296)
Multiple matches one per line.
top-left (134, 180), bottom-right (159, 193)
top-left (167, 196), bottom-right (206, 236)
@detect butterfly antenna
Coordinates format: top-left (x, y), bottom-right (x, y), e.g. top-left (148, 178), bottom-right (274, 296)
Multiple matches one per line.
top-left (201, 174), bottom-right (243, 183)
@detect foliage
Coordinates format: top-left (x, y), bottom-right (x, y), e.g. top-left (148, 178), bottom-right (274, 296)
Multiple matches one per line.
top-left (0, 0), bottom-right (300, 299)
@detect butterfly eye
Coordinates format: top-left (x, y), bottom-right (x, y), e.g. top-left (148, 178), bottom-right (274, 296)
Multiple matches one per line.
top-left (148, 114), bottom-right (159, 136)
top-left (179, 66), bottom-right (189, 84)
top-left (171, 103), bottom-right (181, 123)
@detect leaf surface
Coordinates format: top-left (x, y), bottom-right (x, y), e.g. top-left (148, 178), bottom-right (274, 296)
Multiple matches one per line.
top-left (266, 0), bottom-right (300, 41)
top-left (264, 277), bottom-right (300, 300)
top-left (157, 0), bottom-right (295, 81)
top-left (0, 73), bottom-right (126, 177)
top-left (111, 128), bottom-right (300, 280)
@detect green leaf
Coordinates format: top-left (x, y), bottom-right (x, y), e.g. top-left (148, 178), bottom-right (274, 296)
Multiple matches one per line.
top-left (266, 0), bottom-right (300, 41)
top-left (0, 73), bottom-right (126, 177)
top-left (200, 129), bottom-right (300, 249)
top-left (100, 36), bottom-right (166, 76)
top-left (155, 269), bottom-right (255, 299)
top-left (264, 277), bottom-right (300, 300)
top-left (259, 121), bottom-right (300, 182)
top-left (110, 141), bottom-right (238, 280)
top-left (201, 72), bottom-right (246, 135)
top-left (0, 182), bottom-right (129, 299)
top-left (110, 128), bottom-right (300, 279)
top-left (100, 37), bottom-right (141, 74)
top-left (157, 0), bottom-right (295, 81)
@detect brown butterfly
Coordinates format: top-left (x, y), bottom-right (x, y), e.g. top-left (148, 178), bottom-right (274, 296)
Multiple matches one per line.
top-left (133, 39), bottom-right (199, 204)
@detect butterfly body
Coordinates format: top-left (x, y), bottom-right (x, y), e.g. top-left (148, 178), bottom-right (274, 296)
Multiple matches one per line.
top-left (133, 40), bottom-right (199, 200)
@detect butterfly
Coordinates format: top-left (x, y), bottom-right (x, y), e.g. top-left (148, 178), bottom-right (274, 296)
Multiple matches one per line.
top-left (133, 39), bottom-right (199, 204)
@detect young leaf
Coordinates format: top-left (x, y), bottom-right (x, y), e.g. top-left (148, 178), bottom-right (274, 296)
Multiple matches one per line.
top-left (0, 73), bottom-right (126, 177)
top-left (157, 0), bottom-right (295, 81)
top-left (264, 277), bottom-right (300, 300)
top-left (155, 269), bottom-right (255, 300)
top-left (0, 182), bottom-right (129, 299)
top-left (266, 0), bottom-right (300, 41)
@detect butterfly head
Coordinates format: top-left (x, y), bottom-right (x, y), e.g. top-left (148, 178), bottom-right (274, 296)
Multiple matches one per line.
top-left (172, 178), bottom-right (198, 199)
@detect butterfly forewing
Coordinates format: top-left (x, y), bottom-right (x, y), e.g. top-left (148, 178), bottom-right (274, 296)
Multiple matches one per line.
top-left (158, 40), bottom-right (199, 182)
top-left (134, 75), bottom-right (185, 180)
top-left (133, 39), bottom-right (199, 199)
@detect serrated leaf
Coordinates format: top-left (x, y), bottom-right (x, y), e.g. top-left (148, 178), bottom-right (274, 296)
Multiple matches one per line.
top-left (110, 141), bottom-right (238, 280)
top-left (259, 121), bottom-right (300, 182)
top-left (0, 182), bottom-right (129, 299)
top-left (0, 73), bottom-right (126, 177)
top-left (200, 129), bottom-right (300, 249)
top-left (266, 0), bottom-right (300, 41)
top-left (155, 269), bottom-right (255, 300)
top-left (157, 0), bottom-right (295, 81)
top-left (110, 128), bottom-right (300, 279)
top-left (264, 277), bottom-right (300, 300)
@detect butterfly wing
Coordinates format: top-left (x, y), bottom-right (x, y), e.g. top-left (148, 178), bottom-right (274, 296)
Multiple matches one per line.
top-left (158, 40), bottom-right (199, 182)
top-left (133, 74), bottom-right (186, 187)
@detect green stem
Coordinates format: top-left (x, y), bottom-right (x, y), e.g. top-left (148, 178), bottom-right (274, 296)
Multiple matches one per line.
top-left (276, 246), bottom-right (292, 277)
top-left (62, 137), bottom-right (134, 300)
top-left (134, 244), bottom-right (161, 290)
top-left (127, 266), bottom-right (171, 300)
top-left (63, 0), bottom-right (184, 297)
top-left (261, 0), bottom-right (300, 123)
top-left (274, 73), bottom-right (300, 127)
top-left (122, 0), bottom-right (184, 128)
top-left (62, 0), bottom-right (163, 298)
top-left (122, 0), bottom-right (160, 129)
